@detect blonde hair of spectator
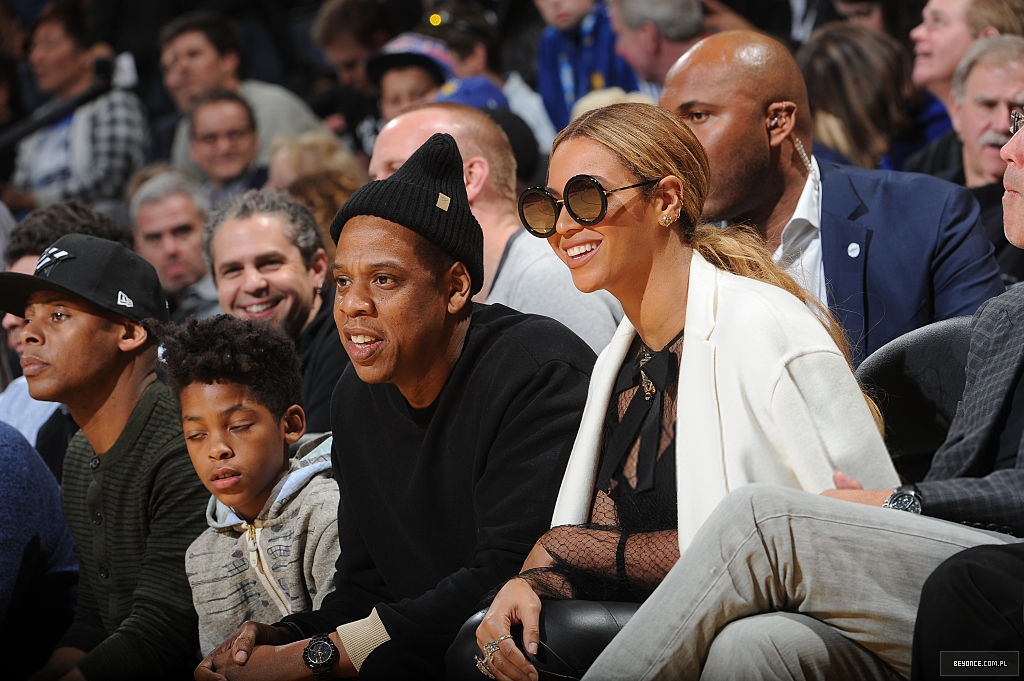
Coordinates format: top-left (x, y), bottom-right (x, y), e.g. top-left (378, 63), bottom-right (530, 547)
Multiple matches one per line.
top-left (269, 130), bottom-right (365, 183)
top-left (569, 87), bottom-right (655, 121)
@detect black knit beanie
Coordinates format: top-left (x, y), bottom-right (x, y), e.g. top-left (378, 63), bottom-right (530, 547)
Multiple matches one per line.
top-left (330, 132), bottom-right (485, 295)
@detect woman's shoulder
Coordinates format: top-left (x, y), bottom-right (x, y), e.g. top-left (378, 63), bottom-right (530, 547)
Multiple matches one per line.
top-left (708, 266), bottom-right (837, 350)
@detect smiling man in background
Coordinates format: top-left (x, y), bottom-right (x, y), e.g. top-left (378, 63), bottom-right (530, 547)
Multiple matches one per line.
top-left (204, 189), bottom-right (345, 433)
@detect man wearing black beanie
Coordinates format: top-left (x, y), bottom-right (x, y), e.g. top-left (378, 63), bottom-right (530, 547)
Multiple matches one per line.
top-left (197, 133), bottom-right (597, 680)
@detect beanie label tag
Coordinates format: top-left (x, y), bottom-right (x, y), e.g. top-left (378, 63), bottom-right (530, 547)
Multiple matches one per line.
top-left (436, 193), bottom-right (451, 211)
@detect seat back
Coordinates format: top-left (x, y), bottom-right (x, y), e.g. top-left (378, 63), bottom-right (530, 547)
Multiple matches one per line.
top-left (855, 316), bottom-right (972, 483)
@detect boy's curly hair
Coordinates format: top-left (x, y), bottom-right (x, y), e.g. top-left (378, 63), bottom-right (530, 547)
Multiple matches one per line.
top-left (160, 315), bottom-right (302, 420)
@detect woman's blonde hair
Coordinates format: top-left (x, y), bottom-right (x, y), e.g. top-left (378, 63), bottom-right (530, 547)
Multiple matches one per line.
top-left (269, 130), bottom-right (365, 181)
top-left (554, 103), bottom-right (881, 427)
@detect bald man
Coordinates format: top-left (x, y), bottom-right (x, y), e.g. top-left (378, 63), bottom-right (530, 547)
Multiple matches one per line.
top-left (369, 101), bottom-right (622, 353)
top-left (660, 30), bottom-right (1004, 364)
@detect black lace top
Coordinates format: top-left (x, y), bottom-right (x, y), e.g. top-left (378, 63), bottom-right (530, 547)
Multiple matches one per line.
top-left (519, 330), bottom-right (684, 603)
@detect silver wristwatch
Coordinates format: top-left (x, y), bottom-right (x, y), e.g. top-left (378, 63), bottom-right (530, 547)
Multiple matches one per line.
top-left (883, 486), bottom-right (923, 514)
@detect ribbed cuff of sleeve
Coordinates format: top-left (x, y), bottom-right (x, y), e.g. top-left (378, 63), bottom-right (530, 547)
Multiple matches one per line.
top-left (336, 607), bottom-right (390, 672)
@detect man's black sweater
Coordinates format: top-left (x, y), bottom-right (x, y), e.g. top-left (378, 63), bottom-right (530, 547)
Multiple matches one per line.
top-left (283, 303), bottom-right (596, 678)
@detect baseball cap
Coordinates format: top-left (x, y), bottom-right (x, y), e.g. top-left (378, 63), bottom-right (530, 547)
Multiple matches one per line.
top-left (367, 33), bottom-right (454, 88)
top-left (0, 233), bottom-right (169, 324)
top-left (435, 75), bottom-right (509, 110)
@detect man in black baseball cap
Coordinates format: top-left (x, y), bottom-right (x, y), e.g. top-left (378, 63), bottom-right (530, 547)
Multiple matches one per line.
top-left (0, 232), bottom-right (209, 680)
top-left (197, 133), bottom-right (596, 680)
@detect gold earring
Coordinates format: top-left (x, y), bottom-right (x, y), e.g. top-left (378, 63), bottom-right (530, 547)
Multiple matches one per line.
top-left (659, 214), bottom-right (672, 227)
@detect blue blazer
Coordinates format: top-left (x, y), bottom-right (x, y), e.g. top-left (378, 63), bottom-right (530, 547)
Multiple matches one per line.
top-left (819, 162), bottom-right (1005, 365)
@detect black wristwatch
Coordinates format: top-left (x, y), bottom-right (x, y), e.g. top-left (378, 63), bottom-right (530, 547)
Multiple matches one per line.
top-left (883, 485), bottom-right (923, 515)
top-left (302, 634), bottom-right (338, 681)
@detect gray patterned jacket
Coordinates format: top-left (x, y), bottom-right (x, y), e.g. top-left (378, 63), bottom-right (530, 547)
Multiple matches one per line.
top-left (922, 284), bottom-right (1024, 535)
top-left (186, 435), bottom-right (339, 654)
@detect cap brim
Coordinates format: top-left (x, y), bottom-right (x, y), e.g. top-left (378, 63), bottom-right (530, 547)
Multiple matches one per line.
top-left (0, 271), bottom-right (77, 318)
top-left (0, 271), bottom-right (153, 327)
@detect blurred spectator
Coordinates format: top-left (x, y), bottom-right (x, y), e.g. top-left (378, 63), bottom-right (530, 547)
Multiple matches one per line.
top-left (367, 32), bottom-right (453, 123)
top-left (82, 0), bottom-right (183, 123)
top-left (950, 35), bottom-right (1024, 188)
top-left (265, 129), bottom-right (365, 191)
top-left (904, 0), bottom-right (1024, 174)
top-left (831, 0), bottom-right (926, 50)
top-left (606, 0), bottom-right (706, 94)
top-left (188, 89), bottom-right (267, 206)
top-left (286, 168), bottom-right (364, 263)
top-left (124, 160), bottom-right (173, 200)
top-left (797, 23), bottom-right (920, 169)
top-left (0, 0), bottom-right (26, 60)
top-left (309, 0), bottom-right (396, 159)
top-left (945, 35), bottom-right (1024, 284)
top-left (0, 52), bottom-right (27, 184)
top-left (129, 169), bottom-right (221, 322)
top-left (533, 0), bottom-right (639, 130)
top-left (701, 0), bottom-right (839, 47)
top-left (155, 10), bottom-right (323, 174)
top-left (0, 420), bottom-right (77, 681)
top-left (426, 1), bottom-right (557, 151)
top-left (3, 0), bottom-right (147, 220)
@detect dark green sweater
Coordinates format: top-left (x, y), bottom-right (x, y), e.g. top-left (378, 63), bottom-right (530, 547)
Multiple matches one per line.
top-left (59, 381), bottom-right (209, 679)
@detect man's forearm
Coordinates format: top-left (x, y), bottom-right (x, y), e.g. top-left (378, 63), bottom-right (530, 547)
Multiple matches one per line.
top-left (220, 635), bottom-right (355, 681)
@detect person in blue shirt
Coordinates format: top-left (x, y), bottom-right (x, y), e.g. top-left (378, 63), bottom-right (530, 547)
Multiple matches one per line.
top-left (534, 0), bottom-right (639, 130)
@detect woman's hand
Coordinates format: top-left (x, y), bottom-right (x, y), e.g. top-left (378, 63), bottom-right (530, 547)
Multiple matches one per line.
top-left (476, 577), bottom-right (542, 681)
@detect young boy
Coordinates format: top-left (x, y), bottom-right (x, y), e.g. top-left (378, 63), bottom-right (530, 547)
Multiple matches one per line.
top-left (366, 32), bottom-right (454, 122)
top-left (161, 314), bottom-right (339, 655)
top-left (534, 0), bottom-right (639, 129)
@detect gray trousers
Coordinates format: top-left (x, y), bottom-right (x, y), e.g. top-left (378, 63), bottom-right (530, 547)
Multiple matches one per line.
top-left (582, 484), bottom-right (1015, 681)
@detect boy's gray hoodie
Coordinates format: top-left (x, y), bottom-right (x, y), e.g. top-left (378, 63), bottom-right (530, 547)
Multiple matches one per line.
top-left (185, 435), bottom-right (339, 654)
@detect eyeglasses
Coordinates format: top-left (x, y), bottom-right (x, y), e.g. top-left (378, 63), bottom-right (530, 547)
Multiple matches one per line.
top-left (1012, 108), bottom-right (1024, 136)
top-left (519, 175), bottom-right (660, 237)
top-left (192, 128), bottom-right (254, 146)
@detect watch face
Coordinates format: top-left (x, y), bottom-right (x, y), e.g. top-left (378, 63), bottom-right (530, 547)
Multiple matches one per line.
top-left (307, 641), bottom-right (333, 664)
top-left (303, 637), bottom-right (338, 672)
top-left (889, 493), bottom-right (922, 513)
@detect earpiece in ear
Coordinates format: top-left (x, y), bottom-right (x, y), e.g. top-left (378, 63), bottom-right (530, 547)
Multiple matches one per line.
top-left (769, 116), bottom-right (781, 130)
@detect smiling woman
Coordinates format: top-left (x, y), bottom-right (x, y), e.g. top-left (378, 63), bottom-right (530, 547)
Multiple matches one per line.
top-left (460, 103), bottom-right (901, 681)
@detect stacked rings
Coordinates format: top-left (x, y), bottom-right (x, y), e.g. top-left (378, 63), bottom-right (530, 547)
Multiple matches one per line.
top-left (475, 635), bottom-right (514, 678)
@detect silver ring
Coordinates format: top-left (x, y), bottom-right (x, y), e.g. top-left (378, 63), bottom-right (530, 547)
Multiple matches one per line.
top-left (483, 634), bottom-right (513, 655)
top-left (475, 654), bottom-right (496, 679)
